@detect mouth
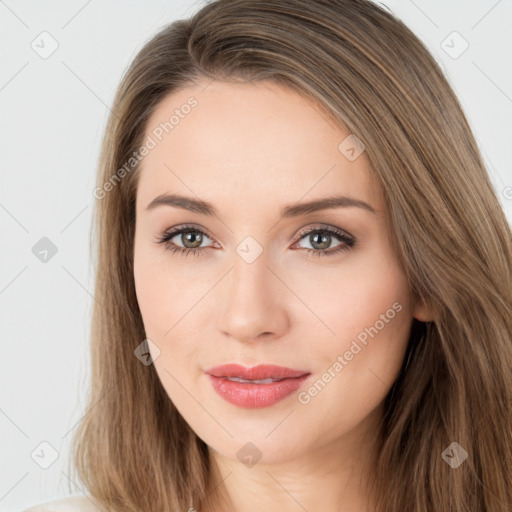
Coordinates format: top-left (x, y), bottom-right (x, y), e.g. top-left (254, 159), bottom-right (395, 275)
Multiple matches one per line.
top-left (204, 364), bottom-right (311, 408)
top-left (205, 363), bottom-right (310, 380)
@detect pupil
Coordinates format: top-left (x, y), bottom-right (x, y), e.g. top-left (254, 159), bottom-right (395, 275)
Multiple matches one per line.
top-left (312, 232), bottom-right (330, 250)
top-left (184, 231), bottom-right (202, 248)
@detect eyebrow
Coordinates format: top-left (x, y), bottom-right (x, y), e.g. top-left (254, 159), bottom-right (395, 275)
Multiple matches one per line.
top-left (145, 193), bottom-right (378, 217)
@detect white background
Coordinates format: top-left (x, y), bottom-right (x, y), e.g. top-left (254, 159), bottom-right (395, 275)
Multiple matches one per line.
top-left (1, 1), bottom-right (511, 511)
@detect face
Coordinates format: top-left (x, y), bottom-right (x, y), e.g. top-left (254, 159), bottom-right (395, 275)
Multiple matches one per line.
top-left (133, 79), bottom-right (417, 466)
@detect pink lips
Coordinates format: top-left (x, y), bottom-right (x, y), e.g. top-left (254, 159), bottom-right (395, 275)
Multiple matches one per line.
top-left (205, 364), bottom-right (311, 408)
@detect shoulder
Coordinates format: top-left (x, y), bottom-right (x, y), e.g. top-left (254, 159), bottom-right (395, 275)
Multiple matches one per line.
top-left (21, 495), bottom-right (100, 512)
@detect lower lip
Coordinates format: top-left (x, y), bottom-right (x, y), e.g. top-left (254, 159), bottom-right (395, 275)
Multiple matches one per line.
top-left (207, 374), bottom-right (310, 408)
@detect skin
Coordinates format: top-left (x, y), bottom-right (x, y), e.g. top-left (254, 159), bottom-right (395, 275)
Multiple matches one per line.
top-left (133, 78), bottom-right (433, 512)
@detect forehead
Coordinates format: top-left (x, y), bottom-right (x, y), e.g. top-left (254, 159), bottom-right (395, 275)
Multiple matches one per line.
top-left (136, 79), bottom-right (382, 216)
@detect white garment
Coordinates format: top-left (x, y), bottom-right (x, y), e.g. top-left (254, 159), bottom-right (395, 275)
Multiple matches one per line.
top-left (21, 495), bottom-right (100, 512)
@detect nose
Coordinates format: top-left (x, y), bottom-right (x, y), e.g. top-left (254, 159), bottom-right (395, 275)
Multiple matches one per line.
top-left (216, 249), bottom-right (290, 344)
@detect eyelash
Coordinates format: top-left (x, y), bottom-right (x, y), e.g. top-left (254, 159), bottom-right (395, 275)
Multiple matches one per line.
top-left (154, 223), bottom-right (356, 258)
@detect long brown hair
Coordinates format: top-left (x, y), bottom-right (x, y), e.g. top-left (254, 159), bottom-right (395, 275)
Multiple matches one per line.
top-left (68, 1), bottom-right (512, 510)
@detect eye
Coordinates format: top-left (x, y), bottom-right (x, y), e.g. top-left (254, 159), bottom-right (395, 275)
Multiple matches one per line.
top-left (154, 223), bottom-right (356, 258)
top-left (292, 225), bottom-right (355, 257)
top-left (154, 224), bottom-right (216, 258)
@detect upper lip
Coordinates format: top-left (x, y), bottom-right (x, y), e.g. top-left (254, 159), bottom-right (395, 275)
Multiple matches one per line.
top-left (205, 364), bottom-right (310, 380)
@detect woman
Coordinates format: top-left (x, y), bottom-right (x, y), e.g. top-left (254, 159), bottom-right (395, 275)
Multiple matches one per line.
top-left (24, 0), bottom-right (512, 511)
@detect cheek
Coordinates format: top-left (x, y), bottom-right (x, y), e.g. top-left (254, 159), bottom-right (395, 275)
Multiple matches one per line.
top-left (291, 250), bottom-right (412, 347)
top-left (133, 242), bottom-right (205, 371)
top-left (133, 261), bottom-right (161, 334)
top-left (293, 262), bottom-right (413, 438)
top-left (133, 231), bottom-right (187, 320)
top-left (133, 240), bottom-right (178, 341)
top-left (338, 270), bottom-right (411, 376)
top-left (294, 254), bottom-right (414, 413)
top-left (133, 254), bottom-right (201, 409)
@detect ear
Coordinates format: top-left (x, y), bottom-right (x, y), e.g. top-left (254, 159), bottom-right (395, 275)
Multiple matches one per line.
top-left (413, 299), bottom-right (436, 323)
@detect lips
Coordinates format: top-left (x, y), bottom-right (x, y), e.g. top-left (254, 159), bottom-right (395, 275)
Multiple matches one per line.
top-left (205, 364), bottom-right (311, 408)
top-left (205, 364), bottom-right (309, 380)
